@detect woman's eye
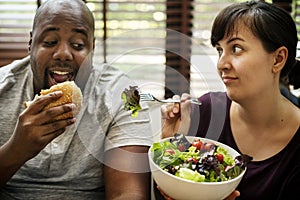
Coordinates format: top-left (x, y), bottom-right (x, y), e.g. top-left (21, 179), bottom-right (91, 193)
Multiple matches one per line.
top-left (216, 47), bottom-right (223, 57)
top-left (233, 45), bottom-right (242, 53)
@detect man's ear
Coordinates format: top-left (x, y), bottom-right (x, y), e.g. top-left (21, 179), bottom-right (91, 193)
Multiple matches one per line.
top-left (93, 37), bottom-right (95, 50)
top-left (28, 31), bottom-right (32, 52)
top-left (272, 46), bottom-right (288, 73)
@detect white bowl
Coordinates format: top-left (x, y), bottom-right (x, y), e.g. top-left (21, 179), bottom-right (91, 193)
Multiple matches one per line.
top-left (148, 136), bottom-right (246, 200)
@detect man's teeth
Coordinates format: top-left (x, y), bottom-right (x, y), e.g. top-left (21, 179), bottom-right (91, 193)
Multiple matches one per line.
top-left (53, 71), bottom-right (70, 75)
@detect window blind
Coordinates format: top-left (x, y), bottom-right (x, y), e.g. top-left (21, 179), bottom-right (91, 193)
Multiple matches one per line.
top-left (164, 0), bottom-right (193, 98)
top-left (294, 0), bottom-right (300, 39)
top-left (190, 1), bottom-right (234, 98)
top-left (0, 0), bottom-right (37, 66)
top-left (87, 0), bottom-right (167, 98)
top-left (2, 0), bottom-right (293, 98)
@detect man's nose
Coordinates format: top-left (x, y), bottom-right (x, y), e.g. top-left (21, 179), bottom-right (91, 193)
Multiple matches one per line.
top-left (53, 42), bottom-right (73, 61)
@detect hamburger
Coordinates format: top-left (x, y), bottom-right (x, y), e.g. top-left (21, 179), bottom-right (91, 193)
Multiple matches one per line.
top-left (24, 81), bottom-right (83, 121)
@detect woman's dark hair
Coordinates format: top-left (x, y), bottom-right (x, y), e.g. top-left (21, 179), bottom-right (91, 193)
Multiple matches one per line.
top-left (289, 60), bottom-right (300, 89)
top-left (211, 0), bottom-right (298, 81)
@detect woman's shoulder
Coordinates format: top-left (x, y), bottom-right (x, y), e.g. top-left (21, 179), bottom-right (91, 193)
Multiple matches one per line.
top-left (199, 91), bottom-right (231, 107)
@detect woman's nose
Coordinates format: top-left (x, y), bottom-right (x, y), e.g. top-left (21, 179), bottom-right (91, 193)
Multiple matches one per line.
top-left (217, 53), bottom-right (232, 71)
top-left (53, 42), bottom-right (73, 61)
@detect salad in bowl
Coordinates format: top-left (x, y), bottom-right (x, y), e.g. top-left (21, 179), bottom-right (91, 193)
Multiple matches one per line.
top-left (149, 133), bottom-right (252, 200)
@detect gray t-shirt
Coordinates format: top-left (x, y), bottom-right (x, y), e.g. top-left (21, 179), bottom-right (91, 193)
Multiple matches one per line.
top-left (0, 56), bottom-right (153, 199)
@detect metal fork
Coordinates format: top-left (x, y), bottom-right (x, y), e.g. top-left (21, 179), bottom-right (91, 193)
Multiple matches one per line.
top-left (139, 93), bottom-right (202, 105)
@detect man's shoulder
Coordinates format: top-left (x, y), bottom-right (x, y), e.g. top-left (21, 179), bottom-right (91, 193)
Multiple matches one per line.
top-left (93, 63), bottom-right (126, 77)
top-left (91, 63), bottom-right (132, 86)
top-left (0, 56), bottom-right (31, 77)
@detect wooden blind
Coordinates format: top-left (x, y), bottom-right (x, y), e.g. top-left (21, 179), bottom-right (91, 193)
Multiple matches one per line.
top-left (0, 0), bottom-right (37, 66)
top-left (190, 1), bottom-right (234, 97)
top-left (3, 0), bottom-right (286, 98)
top-left (294, 0), bottom-right (300, 39)
top-left (0, 0), bottom-right (236, 98)
top-left (85, 0), bottom-right (167, 98)
top-left (164, 0), bottom-right (193, 98)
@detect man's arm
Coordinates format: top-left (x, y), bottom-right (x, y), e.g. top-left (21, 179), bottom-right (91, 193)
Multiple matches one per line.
top-left (0, 91), bottom-right (76, 186)
top-left (104, 145), bottom-right (151, 200)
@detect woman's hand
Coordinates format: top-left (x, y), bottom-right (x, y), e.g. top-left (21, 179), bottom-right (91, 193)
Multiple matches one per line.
top-left (224, 190), bottom-right (240, 200)
top-left (160, 93), bottom-right (192, 138)
top-left (157, 186), bottom-right (240, 200)
top-left (157, 186), bottom-right (174, 200)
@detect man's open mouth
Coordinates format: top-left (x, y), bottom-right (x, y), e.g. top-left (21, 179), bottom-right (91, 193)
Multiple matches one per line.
top-left (49, 70), bottom-right (75, 85)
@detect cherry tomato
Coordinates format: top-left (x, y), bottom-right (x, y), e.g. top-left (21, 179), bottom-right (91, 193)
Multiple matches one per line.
top-left (225, 165), bottom-right (233, 171)
top-left (191, 140), bottom-right (203, 151)
top-left (215, 153), bottom-right (224, 163)
top-left (177, 144), bottom-right (185, 152)
top-left (204, 142), bottom-right (214, 150)
top-left (186, 157), bottom-right (198, 164)
top-left (165, 149), bottom-right (175, 155)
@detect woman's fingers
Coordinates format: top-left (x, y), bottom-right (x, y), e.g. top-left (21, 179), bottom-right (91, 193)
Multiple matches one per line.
top-left (224, 190), bottom-right (240, 200)
top-left (157, 186), bottom-right (174, 200)
top-left (161, 94), bottom-right (193, 138)
top-left (161, 103), bottom-right (180, 119)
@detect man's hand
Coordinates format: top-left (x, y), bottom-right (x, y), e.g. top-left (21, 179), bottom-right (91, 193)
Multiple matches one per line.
top-left (0, 91), bottom-right (76, 185)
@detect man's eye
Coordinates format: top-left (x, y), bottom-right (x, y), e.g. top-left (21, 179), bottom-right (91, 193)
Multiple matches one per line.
top-left (72, 43), bottom-right (84, 50)
top-left (43, 40), bottom-right (57, 47)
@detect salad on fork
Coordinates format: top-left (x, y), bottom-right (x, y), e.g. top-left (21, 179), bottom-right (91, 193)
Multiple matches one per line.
top-left (121, 85), bottom-right (201, 117)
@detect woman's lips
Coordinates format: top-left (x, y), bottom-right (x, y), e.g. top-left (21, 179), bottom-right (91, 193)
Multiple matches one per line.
top-left (222, 76), bottom-right (238, 84)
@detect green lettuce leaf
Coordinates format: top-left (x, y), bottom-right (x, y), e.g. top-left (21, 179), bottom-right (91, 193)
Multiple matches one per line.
top-left (121, 85), bottom-right (142, 117)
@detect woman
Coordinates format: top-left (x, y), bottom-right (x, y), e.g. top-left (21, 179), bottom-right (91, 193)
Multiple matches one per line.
top-left (157, 1), bottom-right (300, 199)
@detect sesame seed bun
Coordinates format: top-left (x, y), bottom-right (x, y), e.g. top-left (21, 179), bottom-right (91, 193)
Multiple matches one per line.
top-left (25, 81), bottom-right (83, 121)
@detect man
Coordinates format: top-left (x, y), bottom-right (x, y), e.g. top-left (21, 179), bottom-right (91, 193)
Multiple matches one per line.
top-left (0, 0), bottom-right (153, 199)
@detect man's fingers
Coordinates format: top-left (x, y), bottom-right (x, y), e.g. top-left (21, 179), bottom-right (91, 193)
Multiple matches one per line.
top-left (25, 91), bottom-right (63, 114)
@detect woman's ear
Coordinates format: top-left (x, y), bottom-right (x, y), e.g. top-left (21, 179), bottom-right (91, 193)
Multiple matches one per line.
top-left (272, 46), bottom-right (288, 73)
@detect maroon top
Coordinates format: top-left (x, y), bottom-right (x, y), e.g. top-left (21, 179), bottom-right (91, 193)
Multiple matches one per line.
top-left (188, 92), bottom-right (300, 200)
top-left (154, 92), bottom-right (300, 200)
